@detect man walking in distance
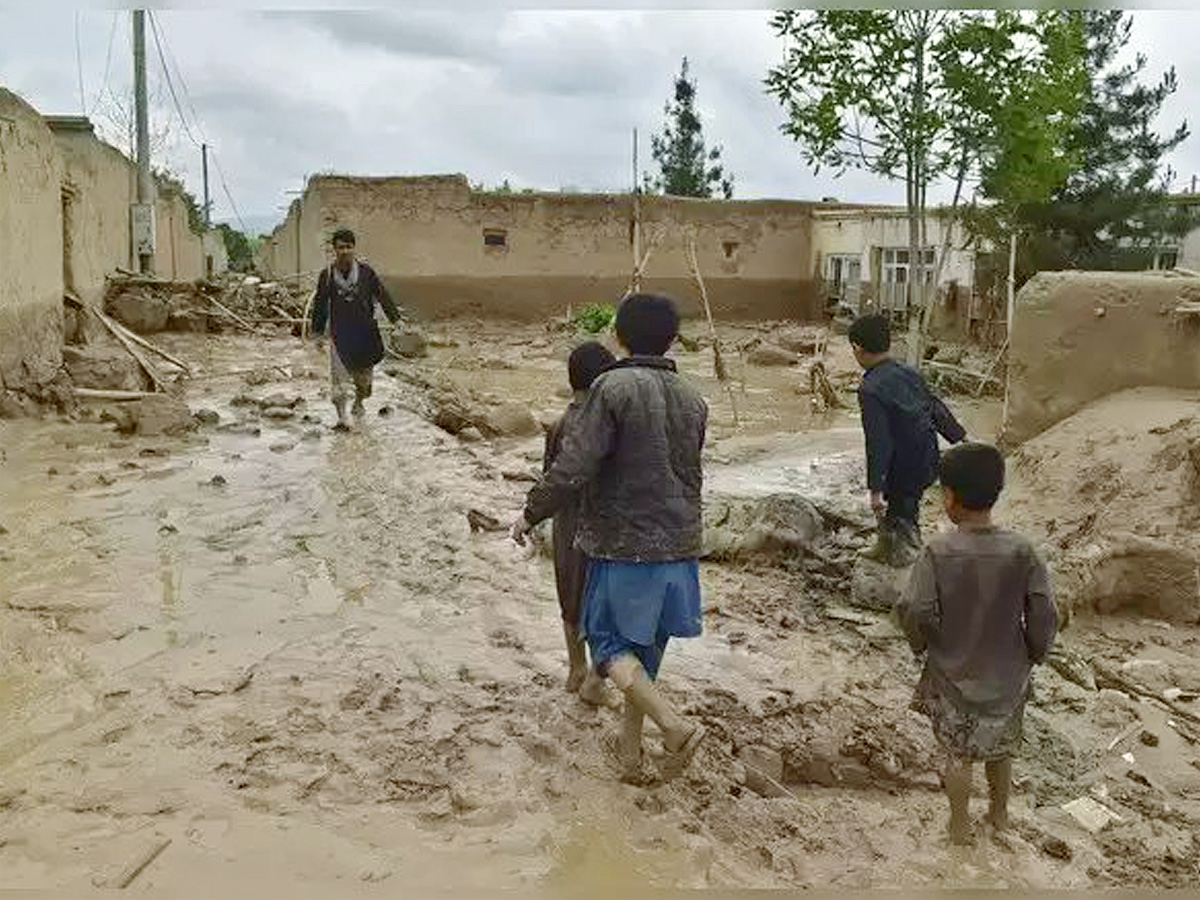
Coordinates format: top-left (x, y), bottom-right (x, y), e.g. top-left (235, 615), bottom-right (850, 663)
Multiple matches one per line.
top-left (310, 228), bottom-right (403, 431)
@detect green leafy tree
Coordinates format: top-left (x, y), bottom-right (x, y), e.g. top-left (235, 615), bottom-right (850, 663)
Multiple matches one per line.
top-left (216, 223), bottom-right (255, 272)
top-left (766, 11), bottom-right (1087, 355)
top-left (645, 58), bottom-right (733, 199)
top-left (1013, 11), bottom-right (1193, 279)
top-left (153, 167), bottom-right (206, 234)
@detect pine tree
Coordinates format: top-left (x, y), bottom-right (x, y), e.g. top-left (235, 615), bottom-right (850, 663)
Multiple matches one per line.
top-left (645, 58), bottom-right (733, 199)
top-left (1018, 11), bottom-right (1192, 275)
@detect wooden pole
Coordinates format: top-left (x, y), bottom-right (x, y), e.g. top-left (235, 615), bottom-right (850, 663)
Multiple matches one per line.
top-left (687, 237), bottom-right (739, 427)
top-left (631, 128), bottom-right (642, 294)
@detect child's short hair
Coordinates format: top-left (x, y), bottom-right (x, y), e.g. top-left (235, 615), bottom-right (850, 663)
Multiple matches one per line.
top-left (848, 314), bottom-right (891, 353)
top-left (939, 442), bottom-right (1005, 510)
top-left (568, 341), bottom-right (616, 391)
top-left (331, 228), bottom-right (356, 247)
top-left (615, 293), bottom-right (679, 356)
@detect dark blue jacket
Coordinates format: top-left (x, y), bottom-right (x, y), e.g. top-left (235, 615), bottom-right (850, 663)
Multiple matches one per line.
top-left (311, 262), bottom-right (401, 370)
top-left (858, 358), bottom-right (965, 497)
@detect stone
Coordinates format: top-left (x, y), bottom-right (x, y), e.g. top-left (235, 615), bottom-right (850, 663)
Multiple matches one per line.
top-left (259, 393), bottom-right (302, 410)
top-left (210, 475), bottom-right (227, 486)
top-left (1061, 796), bottom-right (1121, 833)
top-left (850, 557), bottom-right (914, 612)
top-left (100, 405), bottom-right (138, 434)
top-left (302, 429), bottom-right (322, 442)
top-left (738, 745), bottom-right (787, 798)
top-left (1139, 730), bottom-right (1160, 747)
top-left (458, 427), bottom-right (483, 443)
top-left (270, 441), bottom-right (295, 453)
top-left (481, 403), bottom-right (541, 438)
top-left (0, 392), bottom-right (40, 419)
top-left (62, 345), bottom-right (148, 392)
top-left (774, 329), bottom-right (819, 356)
top-left (107, 291), bottom-right (170, 333)
top-left (746, 343), bottom-right (800, 367)
top-left (703, 492), bottom-right (824, 560)
top-left (1041, 836), bottom-right (1073, 861)
top-left (217, 423), bottom-right (261, 437)
top-left (166, 310), bottom-right (210, 333)
top-left (194, 409), bottom-right (220, 427)
top-left (261, 407), bottom-right (296, 420)
top-left (135, 395), bottom-right (195, 437)
top-left (391, 327), bottom-right (429, 359)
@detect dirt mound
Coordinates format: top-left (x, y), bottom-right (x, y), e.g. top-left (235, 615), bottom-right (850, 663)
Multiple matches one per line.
top-left (999, 387), bottom-right (1200, 622)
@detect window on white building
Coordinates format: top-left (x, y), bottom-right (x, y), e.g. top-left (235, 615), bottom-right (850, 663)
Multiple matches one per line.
top-left (881, 248), bottom-right (936, 284)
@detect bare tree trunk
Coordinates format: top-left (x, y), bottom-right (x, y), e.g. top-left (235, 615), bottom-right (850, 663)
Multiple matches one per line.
top-left (904, 13), bottom-right (929, 365)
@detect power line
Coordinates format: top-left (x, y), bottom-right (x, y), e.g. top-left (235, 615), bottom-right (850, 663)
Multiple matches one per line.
top-left (89, 12), bottom-right (120, 118)
top-left (74, 11), bottom-right (87, 115)
top-left (147, 10), bottom-right (201, 148)
top-left (210, 149), bottom-right (249, 234)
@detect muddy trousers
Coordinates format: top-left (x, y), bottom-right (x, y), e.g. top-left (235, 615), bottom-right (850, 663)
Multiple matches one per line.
top-left (330, 343), bottom-right (373, 412)
top-left (885, 491), bottom-right (921, 545)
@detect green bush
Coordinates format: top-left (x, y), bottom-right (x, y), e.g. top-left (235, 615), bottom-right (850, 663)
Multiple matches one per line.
top-left (573, 303), bottom-right (616, 335)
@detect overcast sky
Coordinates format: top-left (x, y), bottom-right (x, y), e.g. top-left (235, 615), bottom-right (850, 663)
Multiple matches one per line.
top-left (2, 9), bottom-right (1198, 235)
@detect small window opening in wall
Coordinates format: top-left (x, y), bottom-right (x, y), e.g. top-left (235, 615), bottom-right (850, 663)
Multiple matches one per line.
top-left (722, 241), bottom-right (739, 259)
top-left (483, 228), bottom-right (508, 248)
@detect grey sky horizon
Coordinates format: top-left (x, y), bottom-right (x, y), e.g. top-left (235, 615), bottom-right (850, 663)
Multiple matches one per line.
top-left (2, 9), bottom-right (1197, 236)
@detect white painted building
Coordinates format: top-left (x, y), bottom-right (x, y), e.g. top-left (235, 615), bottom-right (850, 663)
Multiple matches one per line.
top-left (810, 205), bottom-right (975, 317)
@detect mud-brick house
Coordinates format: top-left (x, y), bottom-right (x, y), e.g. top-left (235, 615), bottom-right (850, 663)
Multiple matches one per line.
top-left (260, 174), bottom-right (976, 325)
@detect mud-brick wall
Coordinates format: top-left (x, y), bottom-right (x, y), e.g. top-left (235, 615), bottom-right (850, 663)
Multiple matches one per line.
top-left (155, 192), bottom-right (206, 282)
top-left (0, 89), bottom-right (64, 398)
top-left (1003, 271), bottom-right (1200, 445)
top-left (280, 174), bottom-right (820, 322)
top-left (51, 123), bottom-right (134, 305)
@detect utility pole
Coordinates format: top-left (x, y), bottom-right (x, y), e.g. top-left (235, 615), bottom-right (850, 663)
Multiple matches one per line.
top-left (631, 128), bottom-right (641, 293)
top-left (132, 10), bottom-right (156, 274)
top-left (202, 143), bottom-right (211, 228)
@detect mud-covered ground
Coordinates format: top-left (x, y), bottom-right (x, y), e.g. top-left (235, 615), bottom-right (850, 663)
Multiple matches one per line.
top-left (1, 322), bottom-right (1199, 890)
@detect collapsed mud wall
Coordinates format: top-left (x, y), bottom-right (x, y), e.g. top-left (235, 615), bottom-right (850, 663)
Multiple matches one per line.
top-left (1002, 271), bottom-right (1200, 445)
top-left (0, 89), bottom-right (65, 404)
top-left (265, 175), bottom-right (822, 322)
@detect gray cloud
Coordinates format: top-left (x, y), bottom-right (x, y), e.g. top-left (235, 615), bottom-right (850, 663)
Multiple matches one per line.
top-left (1, 8), bottom-right (1197, 235)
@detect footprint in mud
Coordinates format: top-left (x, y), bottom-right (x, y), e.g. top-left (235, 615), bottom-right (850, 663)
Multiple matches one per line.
top-left (488, 629), bottom-right (526, 652)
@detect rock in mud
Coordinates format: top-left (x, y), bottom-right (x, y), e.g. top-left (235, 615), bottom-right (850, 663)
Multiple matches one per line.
top-left (261, 406), bottom-right (296, 420)
top-left (0, 391), bottom-right (41, 419)
top-left (166, 310), bottom-right (209, 333)
top-left (62, 345), bottom-right (148, 392)
top-left (135, 395), bottom-right (196, 437)
top-left (100, 405), bottom-right (138, 435)
top-left (1072, 533), bottom-right (1200, 623)
top-left (458, 427), bottom-right (483, 443)
top-left (703, 493), bottom-right (824, 560)
top-left (746, 343), bottom-right (800, 367)
top-left (270, 440), bottom-right (296, 454)
top-left (107, 291), bottom-right (170, 333)
top-left (738, 745), bottom-right (788, 798)
top-left (258, 393), bottom-right (303, 410)
top-left (849, 557), bottom-right (913, 612)
top-left (194, 409), bottom-right (220, 427)
top-left (774, 329), bottom-right (819, 356)
top-left (481, 403), bottom-right (541, 438)
top-left (391, 327), bottom-right (429, 359)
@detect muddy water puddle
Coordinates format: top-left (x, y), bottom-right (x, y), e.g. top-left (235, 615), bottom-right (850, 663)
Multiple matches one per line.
top-left (0, 328), bottom-right (1194, 890)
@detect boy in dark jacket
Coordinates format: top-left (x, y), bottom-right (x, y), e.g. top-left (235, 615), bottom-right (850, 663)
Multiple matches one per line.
top-left (545, 341), bottom-right (616, 704)
top-left (896, 443), bottom-right (1057, 845)
top-left (849, 313), bottom-right (966, 567)
top-left (310, 228), bottom-right (402, 431)
top-left (512, 293), bottom-right (707, 783)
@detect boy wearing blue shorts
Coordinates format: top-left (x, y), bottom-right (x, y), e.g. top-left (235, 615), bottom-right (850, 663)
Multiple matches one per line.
top-left (512, 293), bottom-right (708, 782)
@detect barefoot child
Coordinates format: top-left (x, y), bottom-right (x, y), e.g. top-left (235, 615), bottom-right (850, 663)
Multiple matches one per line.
top-left (849, 313), bottom-right (966, 567)
top-left (512, 293), bottom-right (707, 782)
top-left (545, 341), bottom-right (616, 704)
top-left (896, 443), bottom-right (1057, 845)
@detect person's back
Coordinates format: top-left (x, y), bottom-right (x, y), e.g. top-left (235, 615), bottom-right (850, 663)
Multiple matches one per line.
top-left (896, 442), bottom-right (1056, 845)
top-left (574, 361), bottom-right (706, 562)
top-left (917, 526), bottom-right (1052, 713)
top-left (860, 357), bottom-right (948, 496)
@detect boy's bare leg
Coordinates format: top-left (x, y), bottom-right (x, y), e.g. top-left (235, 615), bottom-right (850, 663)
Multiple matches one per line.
top-left (985, 758), bottom-right (1012, 830)
top-left (617, 701), bottom-right (645, 781)
top-left (945, 756), bottom-right (974, 845)
top-left (577, 668), bottom-right (608, 706)
top-left (607, 654), bottom-right (704, 773)
top-left (563, 622), bottom-right (589, 693)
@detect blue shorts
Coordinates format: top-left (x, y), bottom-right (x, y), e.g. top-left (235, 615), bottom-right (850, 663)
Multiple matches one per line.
top-left (581, 558), bottom-right (703, 680)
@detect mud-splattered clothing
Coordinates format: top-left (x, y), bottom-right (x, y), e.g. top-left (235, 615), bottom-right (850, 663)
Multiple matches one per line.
top-left (858, 357), bottom-right (965, 506)
top-left (544, 401), bottom-right (588, 625)
top-left (524, 356), bottom-right (707, 562)
top-left (896, 524), bottom-right (1058, 760)
top-left (310, 261), bottom-right (401, 371)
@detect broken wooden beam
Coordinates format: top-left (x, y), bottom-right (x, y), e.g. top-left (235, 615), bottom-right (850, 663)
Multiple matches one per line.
top-left (74, 388), bottom-right (156, 401)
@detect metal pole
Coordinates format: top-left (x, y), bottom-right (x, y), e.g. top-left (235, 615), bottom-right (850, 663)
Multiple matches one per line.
top-left (202, 143), bottom-right (211, 228)
top-left (1006, 231), bottom-right (1017, 337)
top-left (133, 10), bottom-right (154, 274)
top-left (632, 128), bottom-right (641, 293)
